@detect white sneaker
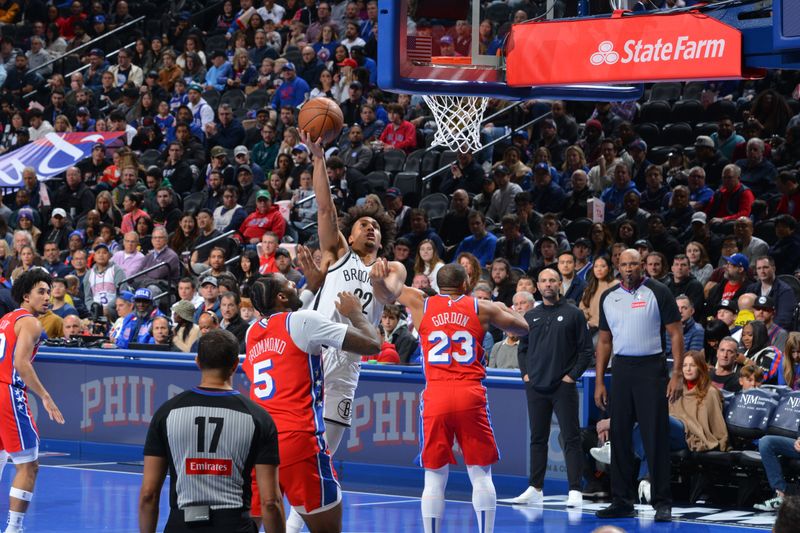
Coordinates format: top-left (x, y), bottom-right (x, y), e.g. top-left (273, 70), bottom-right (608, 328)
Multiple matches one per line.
top-left (508, 486), bottom-right (543, 505)
top-left (566, 490), bottom-right (583, 507)
top-left (590, 441), bottom-right (611, 465)
top-left (638, 479), bottom-right (651, 505)
top-left (754, 494), bottom-right (783, 512)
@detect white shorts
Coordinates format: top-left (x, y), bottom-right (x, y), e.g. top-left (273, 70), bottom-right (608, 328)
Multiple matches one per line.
top-left (322, 347), bottom-right (361, 426)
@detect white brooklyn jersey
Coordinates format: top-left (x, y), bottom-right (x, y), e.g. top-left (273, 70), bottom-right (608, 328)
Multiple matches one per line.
top-left (314, 248), bottom-right (383, 328)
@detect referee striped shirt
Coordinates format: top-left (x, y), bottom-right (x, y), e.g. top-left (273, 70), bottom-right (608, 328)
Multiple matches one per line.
top-left (144, 388), bottom-right (279, 512)
top-left (598, 278), bottom-right (681, 356)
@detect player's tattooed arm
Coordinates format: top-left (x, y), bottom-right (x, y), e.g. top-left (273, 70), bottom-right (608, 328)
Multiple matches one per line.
top-left (336, 292), bottom-right (382, 356)
top-left (369, 258), bottom-right (407, 305)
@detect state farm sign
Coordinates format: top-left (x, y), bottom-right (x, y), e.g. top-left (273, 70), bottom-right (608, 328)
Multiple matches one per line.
top-left (506, 11), bottom-right (742, 86)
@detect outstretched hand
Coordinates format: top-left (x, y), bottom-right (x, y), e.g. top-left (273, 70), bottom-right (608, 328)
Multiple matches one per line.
top-left (299, 130), bottom-right (326, 160)
top-left (296, 245), bottom-right (325, 293)
top-left (335, 291), bottom-right (363, 318)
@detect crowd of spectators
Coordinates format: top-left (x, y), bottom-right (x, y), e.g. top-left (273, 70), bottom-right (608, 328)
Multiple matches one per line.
top-left (0, 1), bottom-right (797, 372)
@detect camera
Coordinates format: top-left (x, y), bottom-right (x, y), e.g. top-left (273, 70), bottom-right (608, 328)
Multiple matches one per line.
top-left (90, 302), bottom-right (109, 337)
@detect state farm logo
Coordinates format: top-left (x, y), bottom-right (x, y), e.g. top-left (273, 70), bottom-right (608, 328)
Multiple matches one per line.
top-left (590, 36), bottom-right (726, 66)
top-left (590, 41), bottom-right (619, 65)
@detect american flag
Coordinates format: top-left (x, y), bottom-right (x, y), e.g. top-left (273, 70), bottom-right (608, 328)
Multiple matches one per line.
top-left (407, 34), bottom-right (432, 63)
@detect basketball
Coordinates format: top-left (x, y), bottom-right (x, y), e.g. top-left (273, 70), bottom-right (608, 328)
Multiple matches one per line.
top-left (298, 98), bottom-right (344, 145)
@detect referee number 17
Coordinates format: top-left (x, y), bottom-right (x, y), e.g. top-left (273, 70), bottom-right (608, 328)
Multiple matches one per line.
top-left (195, 416), bottom-right (224, 453)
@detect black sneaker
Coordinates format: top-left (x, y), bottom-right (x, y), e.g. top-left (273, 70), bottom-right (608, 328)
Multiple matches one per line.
top-left (596, 503), bottom-right (636, 519)
top-left (654, 505), bottom-right (672, 522)
top-left (582, 479), bottom-right (609, 499)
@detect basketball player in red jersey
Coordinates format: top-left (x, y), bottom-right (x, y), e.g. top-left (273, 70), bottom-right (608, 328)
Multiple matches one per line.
top-left (370, 261), bottom-right (528, 533)
top-left (0, 269), bottom-right (64, 533)
top-left (244, 274), bottom-right (382, 533)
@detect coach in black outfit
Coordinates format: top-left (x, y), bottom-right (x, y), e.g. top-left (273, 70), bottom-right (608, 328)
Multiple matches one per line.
top-left (512, 267), bottom-right (593, 505)
top-left (594, 249), bottom-right (684, 522)
top-left (139, 329), bottom-right (286, 533)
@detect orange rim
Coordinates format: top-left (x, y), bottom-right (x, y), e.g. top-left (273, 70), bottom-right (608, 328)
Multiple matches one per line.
top-left (430, 55), bottom-right (472, 66)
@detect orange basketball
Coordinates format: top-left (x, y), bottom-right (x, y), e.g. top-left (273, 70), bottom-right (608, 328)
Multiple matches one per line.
top-left (298, 98), bottom-right (344, 145)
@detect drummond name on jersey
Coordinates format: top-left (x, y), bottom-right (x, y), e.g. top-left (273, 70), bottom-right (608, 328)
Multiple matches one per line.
top-left (247, 337), bottom-right (287, 362)
top-left (430, 312), bottom-right (470, 328)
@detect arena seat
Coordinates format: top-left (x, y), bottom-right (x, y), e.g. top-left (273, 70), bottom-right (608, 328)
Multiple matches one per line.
top-left (634, 122), bottom-right (660, 149)
top-left (649, 82), bottom-right (682, 103)
top-left (639, 100), bottom-right (672, 126)
top-left (221, 89), bottom-right (246, 109)
top-left (392, 172), bottom-right (421, 201)
top-left (755, 220), bottom-right (777, 246)
top-left (484, 2), bottom-right (511, 23)
top-left (404, 149), bottom-right (425, 173)
top-left (244, 90), bottom-right (269, 111)
top-left (671, 99), bottom-right (704, 123)
top-left (661, 122), bottom-right (695, 147)
top-left (694, 122), bottom-right (719, 137)
top-left (140, 149), bottom-right (162, 168)
top-left (365, 171), bottom-right (391, 195)
top-left (418, 193), bottom-right (450, 220)
top-left (438, 150), bottom-right (459, 169)
top-left (375, 149), bottom-right (406, 173)
top-left (201, 89), bottom-right (220, 110)
top-left (564, 217), bottom-right (592, 243)
top-left (682, 81), bottom-right (706, 101)
top-left (778, 275), bottom-right (800, 300)
top-left (647, 146), bottom-right (672, 165)
top-left (706, 99), bottom-right (737, 122)
top-left (420, 150), bottom-right (441, 176)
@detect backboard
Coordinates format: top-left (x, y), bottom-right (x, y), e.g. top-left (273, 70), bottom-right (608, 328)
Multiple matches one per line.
top-left (377, 0), bottom-right (644, 101)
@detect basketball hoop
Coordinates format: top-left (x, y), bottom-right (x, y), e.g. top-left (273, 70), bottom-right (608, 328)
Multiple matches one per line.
top-left (423, 56), bottom-right (490, 154)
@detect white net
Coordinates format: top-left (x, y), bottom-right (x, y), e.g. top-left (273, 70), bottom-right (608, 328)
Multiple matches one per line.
top-left (422, 94), bottom-right (490, 154)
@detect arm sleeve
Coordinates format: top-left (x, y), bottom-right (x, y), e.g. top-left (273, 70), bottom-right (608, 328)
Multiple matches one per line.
top-left (517, 314), bottom-right (530, 377)
top-left (288, 310), bottom-right (348, 354)
top-left (143, 405), bottom-right (169, 457)
top-left (569, 307), bottom-right (593, 382)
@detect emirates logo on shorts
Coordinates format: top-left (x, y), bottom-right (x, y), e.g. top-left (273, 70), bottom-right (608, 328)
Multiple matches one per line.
top-left (590, 41), bottom-right (619, 66)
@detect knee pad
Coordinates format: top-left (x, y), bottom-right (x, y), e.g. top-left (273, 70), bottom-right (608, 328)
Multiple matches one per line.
top-left (467, 465), bottom-right (496, 511)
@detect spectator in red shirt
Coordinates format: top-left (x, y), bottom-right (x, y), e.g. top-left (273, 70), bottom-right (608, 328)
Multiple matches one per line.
top-left (378, 102), bottom-right (417, 153)
top-left (258, 232), bottom-right (280, 274)
top-left (706, 163), bottom-right (755, 228)
top-left (239, 189), bottom-right (286, 243)
top-left (775, 171), bottom-right (800, 220)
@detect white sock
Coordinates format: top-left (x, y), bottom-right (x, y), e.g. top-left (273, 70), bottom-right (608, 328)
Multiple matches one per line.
top-left (4, 510), bottom-right (24, 533)
top-left (467, 465), bottom-right (496, 533)
top-left (326, 423), bottom-right (346, 455)
top-left (422, 465), bottom-right (448, 533)
top-left (286, 508), bottom-right (305, 533)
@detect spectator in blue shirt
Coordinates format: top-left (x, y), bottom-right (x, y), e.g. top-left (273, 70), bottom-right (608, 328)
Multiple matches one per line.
top-left (666, 295), bottom-right (705, 357)
top-left (601, 164), bottom-right (639, 220)
top-left (494, 214), bottom-right (533, 271)
top-left (204, 50), bottom-right (233, 92)
top-left (351, 46), bottom-right (376, 85)
top-left (712, 116), bottom-right (744, 160)
top-left (206, 103), bottom-right (245, 149)
top-left (270, 62), bottom-right (310, 110)
top-left (688, 166), bottom-right (714, 210)
top-left (453, 210), bottom-right (498, 267)
top-left (530, 162), bottom-right (566, 215)
top-left (115, 288), bottom-right (165, 349)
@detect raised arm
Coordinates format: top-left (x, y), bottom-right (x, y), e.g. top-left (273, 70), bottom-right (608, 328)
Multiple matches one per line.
top-left (478, 299), bottom-right (528, 337)
top-left (368, 257), bottom-right (407, 305)
top-left (300, 130), bottom-right (346, 260)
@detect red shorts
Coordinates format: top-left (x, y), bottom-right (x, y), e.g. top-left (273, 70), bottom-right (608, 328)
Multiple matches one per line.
top-left (251, 450), bottom-right (340, 516)
top-left (0, 385), bottom-right (38, 454)
top-left (417, 382), bottom-right (499, 469)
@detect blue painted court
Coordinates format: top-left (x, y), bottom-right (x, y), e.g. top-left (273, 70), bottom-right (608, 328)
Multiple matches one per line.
top-left (0, 454), bottom-right (771, 532)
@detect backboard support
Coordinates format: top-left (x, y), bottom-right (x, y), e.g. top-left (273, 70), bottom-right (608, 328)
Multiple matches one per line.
top-left (377, 0), bottom-right (645, 101)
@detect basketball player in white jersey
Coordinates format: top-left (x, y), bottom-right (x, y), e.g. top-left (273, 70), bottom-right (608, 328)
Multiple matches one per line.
top-left (300, 131), bottom-right (403, 448)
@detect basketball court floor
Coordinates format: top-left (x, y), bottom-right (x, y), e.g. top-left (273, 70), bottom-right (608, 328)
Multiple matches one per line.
top-left (0, 453), bottom-right (772, 532)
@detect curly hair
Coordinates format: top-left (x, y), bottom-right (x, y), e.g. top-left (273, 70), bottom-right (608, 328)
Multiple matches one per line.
top-left (338, 203), bottom-right (396, 256)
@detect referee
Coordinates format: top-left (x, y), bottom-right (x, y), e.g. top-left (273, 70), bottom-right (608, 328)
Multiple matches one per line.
top-left (514, 267), bottom-right (592, 506)
top-left (594, 249), bottom-right (684, 522)
top-left (139, 329), bottom-right (285, 533)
